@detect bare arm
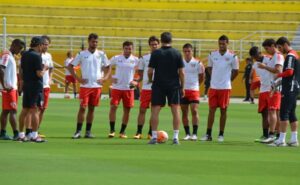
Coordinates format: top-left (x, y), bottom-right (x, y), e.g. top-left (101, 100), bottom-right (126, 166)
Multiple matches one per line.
top-left (137, 70), bottom-right (144, 82)
top-left (199, 73), bottom-right (204, 85)
top-left (148, 67), bottom-right (154, 83)
top-left (231, 69), bottom-right (239, 81)
top-left (179, 67), bottom-right (185, 97)
top-left (0, 66), bottom-right (5, 88)
top-left (207, 67), bottom-right (212, 76)
top-left (258, 63), bottom-right (282, 74)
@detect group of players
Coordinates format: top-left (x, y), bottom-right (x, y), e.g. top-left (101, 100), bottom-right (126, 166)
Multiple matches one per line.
top-left (0, 32), bottom-right (299, 146)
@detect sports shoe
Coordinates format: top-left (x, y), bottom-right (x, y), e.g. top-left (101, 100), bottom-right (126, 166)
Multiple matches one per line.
top-left (261, 135), bottom-right (277, 144)
top-left (0, 134), bottom-right (12, 140)
top-left (133, 134), bottom-right (142, 139)
top-left (268, 140), bottom-right (287, 147)
top-left (218, 135), bottom-right (224, 142)
top-left (16, 136), bottom-right (28, 142)
top-left (108, 132), bottom-right (115, 138)
top-left (190, 134), bottom-right (198, 141)
top-left (148, 138), bottom-right (157, 144)
top-left (13, 134), bottom-right (19, 141)
top-left (183, 135), bottom-right (191, 141)
top-left (287, 140), bottom-right (299, 147)
top-left (200, 134), bottom-right (212, 141)
top-left (84, 132), bottom-right (94, 138)
top-left (172, 138), bottom-right (180, 145)
top-left (147, 134), bottom-right (152, 140)
top-left (72, 132), bottom-right (81, 139)
top-left (254, 136), bottom-right (268, 143)
top-left (31, 136), bottom-right (46, 143)
top-left (119, 133), bottom-right (128, 139)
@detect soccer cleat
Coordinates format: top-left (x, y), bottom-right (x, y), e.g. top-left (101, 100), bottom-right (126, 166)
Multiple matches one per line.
top-left (254, 136), bottom-right (268, 143)
top-left (0, 134), bottom-right (12, 140)
top-left (172, 138), bottom-right (180, 145)
top-left (133, 134), bottom-right (142, 139)
top-left (200, 134), bottom-right (212, 141)
top-left (148, 138), bottom-right (157, 144)
top-left (217, 135), bottom-right (224, 142)
top-left (287, 140), bottom-right (299, 147)
top-left (72, 132), bottom-right (81, 139)
top-left (16, 136), bottom-right (28, 142)
top-left (119, 133), bottom-right (128, 139)
top-left (147, 134), bottom-right (152, 140)
top-left (190, 134), bottom-right (198, 141)
top-left (268, 140), bottom-right (287, 147)
top-left (84, 132), bottom-right (94, 139)
top-left (31, 136), bottom-right (46, 143)
top-left (261, 135), bottom-right (277, 144)
top-left (183, 135), bottom-right (191, 141)
top-left (13, 134), bottom-right (19, 141)
top-left (108, 132), bottom-right (115, 138)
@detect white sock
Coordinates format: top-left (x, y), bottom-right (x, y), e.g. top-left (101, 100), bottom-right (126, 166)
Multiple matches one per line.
top-left (19, 132), bottom-right (25, 138)
top-left (32, 131), bottom-right (38, 139)
top-left (173, 130), bottom-right (179, 140)
top-left (278, 132), bottom-right (286, 143)
top-left (152, 131), bottom-right (157, 139)
top-left (291, 131), bottom-right (298, 142)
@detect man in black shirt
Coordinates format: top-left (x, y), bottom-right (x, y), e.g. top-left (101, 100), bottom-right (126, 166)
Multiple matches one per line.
top-left (148, 32), bottom-right (185, 145)
top-left (243, 58), bottom-right (252, 102)
top-left (17, 36), bottom-right (47, 142)
top-left (270, 37), bottom-right (300, 147)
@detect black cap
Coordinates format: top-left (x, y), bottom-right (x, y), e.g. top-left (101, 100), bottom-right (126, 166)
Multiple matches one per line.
top-left (30, 36), bottom-right (43, 47)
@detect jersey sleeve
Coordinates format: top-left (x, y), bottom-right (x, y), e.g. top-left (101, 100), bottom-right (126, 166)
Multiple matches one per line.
top-left (109, 56), bottom-right (118, 66)
top-left (148, 52), bottom-right (157, 68)
top-left (101, 52), bottom-right (110, 67)
top-left (138, 57), bottom-right (145, 70)
top-left (286, 54), bottom-right (296, 70)
top-left (231, 55), bottom-right (239, 70)
top-left (177, 52), bottom-right (184, 69)
top-left (276, 54), bottom-right (284, 66)
top-left (34, 55), bottom-right (43, 71)
top-left (49, 54), bottom-right (54, 68)
top-left (0, 53), bottom-right (10, 68)
top-left (198, 62), bottom-right (205, 74)
top-left (71, 53), bottom-right (81, 67)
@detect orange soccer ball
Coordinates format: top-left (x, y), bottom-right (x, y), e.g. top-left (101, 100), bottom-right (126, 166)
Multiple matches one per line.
top-left (157, 130), bottom-right (169, 143)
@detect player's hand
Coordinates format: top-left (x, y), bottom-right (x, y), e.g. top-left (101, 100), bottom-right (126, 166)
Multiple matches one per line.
top-left (78, 78), bottom-right (88, 85)
top-left (147, 79), bottom-right (153, 84)
top-left (181, 88), bottom-right (185, 98)
top-left (257, 63), bottom-right (266, 69)
top-left (97, 79), bottom-right (104, 85)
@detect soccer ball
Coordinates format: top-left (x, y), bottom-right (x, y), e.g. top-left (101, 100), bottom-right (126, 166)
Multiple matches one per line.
top-left (157, 130), bottom-right (168, 143)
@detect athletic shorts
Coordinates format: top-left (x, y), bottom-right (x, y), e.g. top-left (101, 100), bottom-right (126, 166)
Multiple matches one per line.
top-left (258, 92), bottom-right (269, 113)
top-left (140, 89), bottom-right (152, 109)
top-left (41, 87), bottom-right (50, 109)
top-left (79, 87), bottom-right (101, 107)
top-left (22, 84), bottom-right (43, 108)
top-left (151, 86), bottom-right (181, 106)
top-left (110, 89), bottom-right (134, 108)
top-left (65, 75), bottom-right (76, 83)
top-left (250, 81), bottom-right (261, 90)
top-left (268, 91), bottom-right (281, 110)
top-left (1, 89), bottom-right (18, 110)
top-left (181, 90), bottom-right (200, 104)
top-left (280, 91), bottom-right (298, 122)
top-left (208, 89), bottom-right (231, 109)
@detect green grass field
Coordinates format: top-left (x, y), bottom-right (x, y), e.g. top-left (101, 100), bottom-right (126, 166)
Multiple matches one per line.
top-left (1, 98), bottom-right (300, 185)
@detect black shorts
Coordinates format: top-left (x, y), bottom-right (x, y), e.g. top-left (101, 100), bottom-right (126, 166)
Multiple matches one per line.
top-left (280, 91), bottom-right (299, 122)
top-left (180, 97), bottom-right (199, 105)
top-left (22, 84), bottom-right (43, 108)
top-left (151, 86), bottom-right (181, 106)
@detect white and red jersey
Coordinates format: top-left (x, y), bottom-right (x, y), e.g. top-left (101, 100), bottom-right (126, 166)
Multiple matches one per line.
top-left (0, 51), bottom-right (17, 90)
top-left (71, 49), bottom-right (109, 88)
top-left (138, 53), bottom-right (152, 90)
top-left (208, 50), bottom-right (239, 89)
top-left (42, 52), bottom-right (54, 88)
top-left (64, 57), bottom-right (74, 75)
top-left (267, 52), bottom-right (284, 80)
top-left (252, 56), bottom-right (272, 93)
top-left (110, 54), bottom-right (139, 90)
top-left (183, 57), bottom-right (204, 90)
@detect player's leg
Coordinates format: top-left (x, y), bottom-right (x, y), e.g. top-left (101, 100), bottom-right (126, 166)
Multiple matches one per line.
top-left (181, 103), bottom-right (190, 140)
top-left (119, 107), bottom-right (130, 138)
top-left (85, 105), bottom-right (95, 138)
top-left (18, 108), bottom-right (29, 141)
top-left (64, 81), bottom-right (70, 96)
top-left (72, 88), bottom-right (88, 139)
top-left (190, 102), bottom-right (199, 140)
top-left (119, 90), bottom-right (134, 138)
top-left (171, 104), bottom-right (181, 144)
top-left (108, 89), bottom-right (121, 138)
top-left (135, 107), bottom-right (147, 138)
top-left (72, 82), bottom-right (77, 99)
top-left (39, 88), bottom-right (50, 130)
top-left (287, 93), bottom-right (298, 146)
top-left (218, 108), bottom-right (227, 142)
top-left (9, 110), bottom-right (18, 140)
top-left (0, 110), bottom-right (10, 140)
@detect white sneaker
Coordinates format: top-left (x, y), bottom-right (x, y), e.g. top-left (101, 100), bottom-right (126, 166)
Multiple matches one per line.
top-left (200, 134), bottom-right (212, 141)
top-left (72, 132), bottom-right (81, 139)
top-left (190, 134), bottom-right (198, 141)
top-left (261, 135), bottom-right (276, 144)
top-left (183, 135), bottom-right (191, 141)
top-left (217, 135), bottom-right (224, 142)
top-left (268, 140), bottom-right (287, 147)
top-left (287, 140), bottom-right (299, 147)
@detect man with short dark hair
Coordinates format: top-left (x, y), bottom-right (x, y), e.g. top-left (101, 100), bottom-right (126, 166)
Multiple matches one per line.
top-left (270, 37), bottom-right (300, 147)
top-left (148, 32), bottom-right (185, 145)
top-left (69, 33), bottom-right (110, 139)
top-left (201, 35), bottom-right (239, 142)
top-left (0, 39), bottom-right (24, 140)
top-left (18, 36), bottom-right (47, 142)
top-left (108, 41), bottom-right (139, 139)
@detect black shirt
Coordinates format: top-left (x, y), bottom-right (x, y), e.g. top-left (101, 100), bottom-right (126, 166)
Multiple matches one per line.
top-left (282, 50), bottom-right (300, 93)
top-left (149, 46), bottom-right (184, 89)
top-left (21, 49), bottom-right (43, 88)
top-left (243, 63), bottom-right (252, 80)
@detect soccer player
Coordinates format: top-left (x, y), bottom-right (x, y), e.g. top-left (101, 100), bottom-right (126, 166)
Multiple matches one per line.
top-left (38, 35), bottom-right (54, 135)
top-left (18, 36), bottom-right (47, 142)
top-left (243, 58), bottom-right (252, 102)
top-left (108, 41), bottom-right (139, 139)
top-left (64, 51), bottom-right (77, 99)
top-left (148, 32), bottom-right (185, 145)
top-left (258, 39), bottom-right (284, 143)
top-left (270, 37), bottom-right (300, 147)
top-left (249, 46), bottom-right (272, 142)
top-left (201, 35), bottom-right (239, 142)
top-left (68, 33), bottom-right (110, 139)
top-left (133, 36), bottom-right (160, 139)
top-left (181, 43), bottom-right (204, 141)
top-left (0, 39), bottom-right (24, 140)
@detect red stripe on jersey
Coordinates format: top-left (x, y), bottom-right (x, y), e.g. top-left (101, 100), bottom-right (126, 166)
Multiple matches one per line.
top-left (288, 50), bottom-right (299, 60)
top-left (277, 69), bottom-right (294, 78)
